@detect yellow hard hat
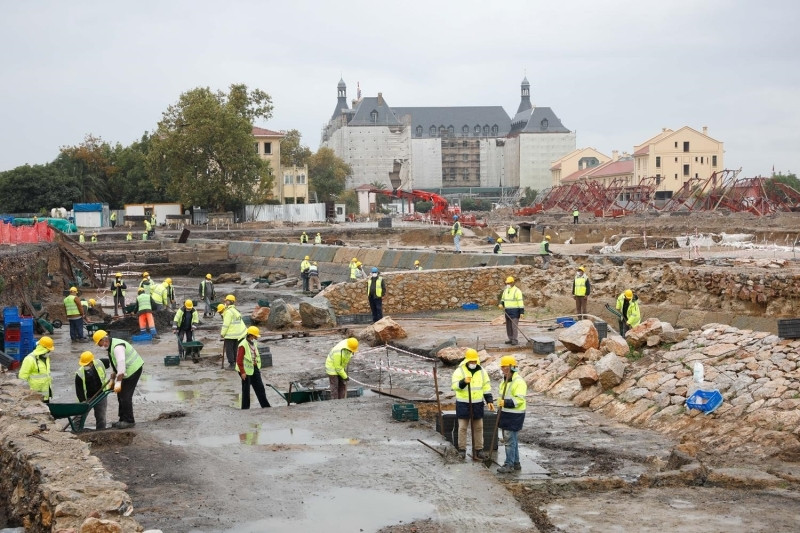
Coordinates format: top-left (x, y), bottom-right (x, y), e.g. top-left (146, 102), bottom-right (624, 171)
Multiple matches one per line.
top-left (115, 272), bottom-right (122, 278)
top-left (624, 289), bottom-right (633, 299)
top-left (69, 287), bottom-right (78, 293)
top-left (578, 266), bottom-right (586, 272)
top-left (184, 299), bottom-right (194, 309)
top-left (79, 351), bottom-right (94, 366)
top-left (352, 257), bottom-right (358, 262)
top-left (142, 272), bottom-right (149, 278)
top-left (464, 348), bottom-right (479, 362)
top-left (505, 276), bottom-right (515, 284)
top-left (217, 304), bottom-right (226, 313)
top-left (497, 238), bottom-right (503, 243)
top-left (304, 255), bottom-right (310, 260)
top-left (316, 232), bottom-right (320, 235)
top-left (206, 273), bottom-right (212, 279)
top-left (246, 326), bottom-right (260, 337)
top-left (92, 330), bottom-right (108, 345)
top-left (137, 287), bottom-right (145, 293)
top-left (80, 231), bottom-right (84, 234)
top-left (346, 337), bottom-right (359, 351)
top-left (356, 261), bottom-right (362, 266)
top-left (165, 278), bottom-right (172, 285)
top-left (545, 235), bottom-right (551, 240)
top-left (313, 261), bottom-right (318, 265)
top-left (500, 355), bottom-right (517, 367)
top-left (225, 294), bottom-right (235, 303)
top-left (88, 298), bottom-right (96, 306)
top-left (414, 260), bottom-right (420, 265)
top-left (38, 336), bottom-right (54, 351)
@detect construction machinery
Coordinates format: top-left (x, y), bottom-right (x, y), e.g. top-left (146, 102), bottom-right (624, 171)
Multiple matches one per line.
top-left (369, 188), bottom-right (487, 227)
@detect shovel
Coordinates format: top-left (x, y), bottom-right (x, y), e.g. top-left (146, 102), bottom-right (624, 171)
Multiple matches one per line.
top-left (484, 394), bottom-right (503, 468)
top-left (503, 310), bottom-right (534, 351)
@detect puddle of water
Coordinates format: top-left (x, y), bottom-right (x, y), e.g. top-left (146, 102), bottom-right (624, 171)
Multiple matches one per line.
top-left (220, 487), bottom-right (435, 533)
top-left (198, 427), bottom-right (361, 447)
top-left (143, 390), bottom-right (199, 402)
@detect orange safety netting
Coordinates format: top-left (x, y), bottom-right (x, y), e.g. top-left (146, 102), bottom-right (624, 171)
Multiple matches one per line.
top-left (0, 222), bottom-right (55, 244)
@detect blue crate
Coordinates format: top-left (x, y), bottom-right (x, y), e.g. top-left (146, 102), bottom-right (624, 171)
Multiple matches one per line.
top-left (556, 317), bottom-right (576, 328)
top-left (4, 344), bottom-right (21, 361)
top-left (3, 306), bottom-right (19, 326)
top-left (461, 302), bottom-right (479, 310)
top-left (131, 332), bottom-right (153, 343)
top-left (686, 389), bottom-right (723, 414)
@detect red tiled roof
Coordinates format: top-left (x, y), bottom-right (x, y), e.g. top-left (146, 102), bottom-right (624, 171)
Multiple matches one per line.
top-left (551, 162), bottom-right (562, 170)
top-left (355, 184), bottom-right (374, 190)
top-left (252, 127), bottom-right (284, 137)
top-left (561, 165), bottom-right (595, 183)
top-left (634, 145), bottom-right (649, 156)
top-left (587, 159), bottom-right (634, 178)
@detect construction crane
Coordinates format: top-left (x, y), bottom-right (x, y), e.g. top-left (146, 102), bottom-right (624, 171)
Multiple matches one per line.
top-left (369, 188), bottom-right (486, 227)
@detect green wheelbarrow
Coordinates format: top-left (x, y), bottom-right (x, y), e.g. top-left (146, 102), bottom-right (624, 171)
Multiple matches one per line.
top-left (181, 340), bottom-right (204, 362)
top-left (48, 389), bottom-right (113, 432)
top-left (265, 382), bottom-right (327, 406)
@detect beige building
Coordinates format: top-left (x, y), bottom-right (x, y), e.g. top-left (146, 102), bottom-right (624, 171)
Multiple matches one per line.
top-left (550, 147), bottom-right (610, 186)
top-left (253, 127), bottom-right (309, 204)
top-left (560, 151), bottom-right (634, 187)
top-left (633, 126), bottom-right (724, 199)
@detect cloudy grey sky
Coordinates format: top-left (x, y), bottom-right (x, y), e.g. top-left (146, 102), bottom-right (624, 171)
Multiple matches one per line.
top-left (2, 0), bottom-right (797, 177)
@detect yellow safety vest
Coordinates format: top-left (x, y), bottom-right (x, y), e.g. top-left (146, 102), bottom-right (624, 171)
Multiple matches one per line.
top-left (540, 240), bottom-right (549, 255)
top-left (325, 339), bottom-right (353, 379)
top-left (367, 277), bottom-right (384, 298)
top-left (112, 279), bottom-right (126, 297)
top-left (79, 234), bottom-right (85, 243)
top-left (616, 293), bottom-right (641, 327)
top-left (573, 209), bottom-right (579, 217)
top-left (451, 221), bottom-right (462, 236)
top-left (221, 305), bottom-right (247, 339)
top-left (500, 286), bottom-right (524, 309)
top-left (237, 339), bottom-right (261, 375)
top-left (173, 307), bottom-right (199, 328)
top-left (76, 360), bottom-right (107, 399)
top-left (18, 346), bottom-right (52, 400)
top-left (109, 338), bottom-right (144, 376)
top-left (151, 282), bottom-right (168, 304)
top-left (64, 295), bottom-right (81, 317)
top-left (451, 363), bottom-right (491, 403)
top-left (507, 226), bottom-right (516, 235)
top-left (349, 262), bottom-right (359, 279)
top-left (574, 276), bottom-right (587, 296)
top-left (499, 372), bottom-right (527, 413)
top-left (126, 233), bottom-right (132, 241)
top-left (136, 292), bottom-right (152, 312)
top-left (300, 259), bottom-right (310, 273)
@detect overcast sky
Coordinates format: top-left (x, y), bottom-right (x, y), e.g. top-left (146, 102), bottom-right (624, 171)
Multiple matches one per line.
top-left (2, 1), bottom-right (798, 177)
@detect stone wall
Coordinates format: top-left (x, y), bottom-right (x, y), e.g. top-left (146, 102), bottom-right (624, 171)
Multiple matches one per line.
top-left (0, 380), bottom-right (141, 532)
top-left (0, 244), bottom-right (58, 310)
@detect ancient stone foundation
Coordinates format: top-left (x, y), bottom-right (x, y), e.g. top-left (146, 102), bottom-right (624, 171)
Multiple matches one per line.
top-left (0, 381), bottom-right (142, 532)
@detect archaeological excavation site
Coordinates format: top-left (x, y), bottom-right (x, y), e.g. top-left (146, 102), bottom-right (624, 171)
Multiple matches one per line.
top-left (1, 209), bottom-right (800, 533)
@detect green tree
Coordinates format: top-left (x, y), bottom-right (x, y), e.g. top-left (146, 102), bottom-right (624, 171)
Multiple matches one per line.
top-left (0, 164), bottom-right (80, 212)
top-left (461, 197), bottom-right (491, 211)
top-left (308, 147), bottom-right (351, 202)
top-left (56, 134), bottom-right (116, 203)
top-left (766, 173), bottom-right (800, 204)
top-left (414, 200), bottom-right (433, 213)
top-left (110, 133), bottom-right (171, 206)
top-left (280, 129), bottom-right (312, 168)
top-left (518, 187), bottom-right (538, 207)
top-left (338, 189), bottom-right (359, 218)
top-left (147, 84), bottom-right (274, 211)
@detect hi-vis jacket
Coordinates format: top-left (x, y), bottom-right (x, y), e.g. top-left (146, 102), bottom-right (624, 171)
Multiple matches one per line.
top-left (451, 360), bottom-right (493, 419)
top-left (221, 305), bottom-right (247, 339)
top-left (236, 338), bottom-right (261, 376)
top-left (325, 339), bottom-right (354, 380)
top-left (19, 346), bottom-right (52, 400)
top-left (498, 372), bottom-right (527, 432)
top-left (616, 293), bottom-right (641, 327)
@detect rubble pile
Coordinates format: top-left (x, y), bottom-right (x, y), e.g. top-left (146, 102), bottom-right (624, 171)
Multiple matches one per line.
top-left (513, 319), bottom-right (800, 460)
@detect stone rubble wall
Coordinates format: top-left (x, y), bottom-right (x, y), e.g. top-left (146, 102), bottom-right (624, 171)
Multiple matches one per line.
top-left (511, 323), bottom-right (800, 460)
top-left (0, 380), bottom-right (142, 532)
top-left (0, 244), bottom-right (59, 310)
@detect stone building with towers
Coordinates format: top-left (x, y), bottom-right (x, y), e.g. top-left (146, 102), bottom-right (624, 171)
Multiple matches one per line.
top-left (320, 77), bottom-right (575, 194)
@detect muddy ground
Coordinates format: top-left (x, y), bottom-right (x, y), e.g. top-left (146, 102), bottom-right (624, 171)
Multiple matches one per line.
top-left (32, 272), bottom-right (798, 533)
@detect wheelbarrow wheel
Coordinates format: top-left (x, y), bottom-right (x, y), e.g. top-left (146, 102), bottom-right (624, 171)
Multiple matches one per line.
top-left (52, 319), bottom-right (63, 329)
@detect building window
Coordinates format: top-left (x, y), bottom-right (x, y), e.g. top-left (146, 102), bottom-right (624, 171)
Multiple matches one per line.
top-left (474, 125), bottom-right (481, 136)
top-left (449, 154), bottom-right (456, 162)
top-left (254, 143), bottom-right (259, 154)
top-left (712, 155), bottom-right (718, 167)
top-left (655, 156), bottom-right (661, 168)
top-left (540, 118), bottom-right (549, 130)
top-left (463, 154), bottom-right (468, 161)
top-left (462, 125), bottom-right (469, 135)
top-left (462, 140), bottom-right (468, 147)
top-left (491, 125), bottom-right (498, 136)
top-left (675, 157), bottom-right (678, 162)
top-left (430, 126), bottom-right (437, 137)
top-left (448, 125), bottom-right (454, 135)
top-left (701, 156), bottom-right (704, 164)
top-left (297, 174), bottom-right (306, 184)
top-left (683, 141), bottom-right (690, 152)
top-left (416, 126), bottom-right (423, 137)
top-left (370, 110), bottom-right (378, 123)
top-left (683, 164), bottom-right (690, 176)
top-left (674, 142), bottom-right (678, 148)
top-left (483, 125), bottom-right (489, 136)
top-left (264, 142), bottom-right (272, 155)
top-left (284, 174), bottom-right (293, 184)
top-left (439, 126), bottom-right (447, 137)
top-left (463, 169), bottom-right (469, 180)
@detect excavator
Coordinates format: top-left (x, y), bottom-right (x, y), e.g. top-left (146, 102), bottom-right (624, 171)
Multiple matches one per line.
top-left (368, 188), bottom-right (486, 227)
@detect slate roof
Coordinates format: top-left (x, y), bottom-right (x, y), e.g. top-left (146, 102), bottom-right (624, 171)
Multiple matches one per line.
top-left (520, 107), bottom-right (570, 133)
top-left (392, 106), bottom-right (511, 138)
top-left (348, 96), bottom-right (403, 126)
